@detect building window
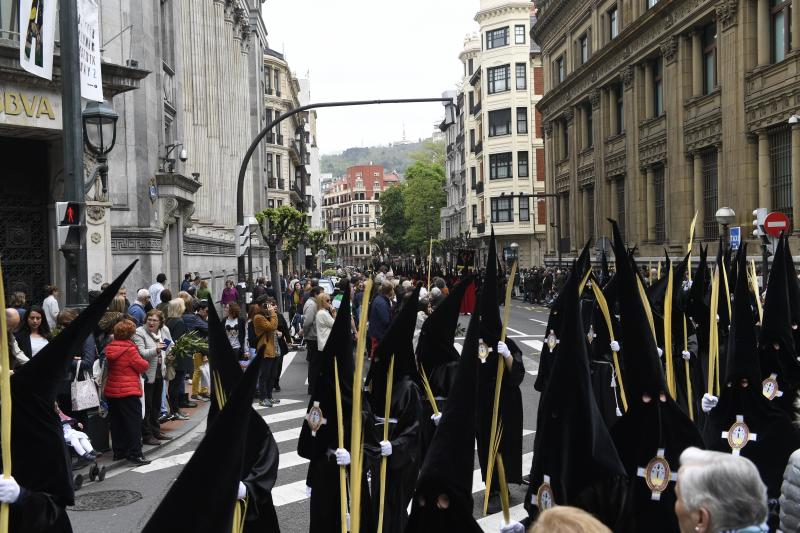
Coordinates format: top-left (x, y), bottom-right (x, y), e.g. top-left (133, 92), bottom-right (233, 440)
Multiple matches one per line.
top-left (585, 104), bottom-right (593, 148)
top-left (608, 6), bottom-right (619, 40)
top-left (520, 196), bottom-right (530, 221)
top-left (468, 57), bottom-right (474, 75)
top-left (471, 167), bottom-right (477, 189)
top-left (515, 25), bottom-right (526, 44)
top-left (472, 204), bottom-right (478, 225)
top-left (486, 27), bottom-right (509, 49)
top-left (266, 153), bottom-right (273, 179)
top-left (470, 129), bottom-right (476, 151)
top-left (516, 63), bottom-right (527, 90)
top-left (578, 33), bottom-right (589, 64)
top-left (517, 108), bottom-right (528, 134)
top-left (489, 153), bottom-right (513, 180)
top-left (276, 155), bottom-right (282, 180)
top-left (268, 199), bottom-right (275, 208)
top-left (274, 69), bottom-right (281, 96)
top-left (653, 165), bottom-right (666, 243)
top-left (653, 56), bottom-right (664, 116)
top-left (488, 65), bottom-right (511, 93)
top-left (555, 56), bottom-right (565, 84)
top-left (560, 120), bottom-right (570, 159)
top-left (491, 197), bottom-right (513, 223)
top-left (616, 83), bottom-right (624, 134)
top-left (771, 0), bottom-right (791, 63)
top-left (615, 178), bottom-right (626, 237)
top-left (701, 149), bottom-right (719, 239)
top-left (518, 151), bottom-right (529, 177)
top-left (769, 126), bottom-right (793, 221)
top-left (489, 109), bottom-right (512, 137)
top-left (265, 67), bottom-right (272, 93)
top-left (702, 23), bottom-right (717, 94)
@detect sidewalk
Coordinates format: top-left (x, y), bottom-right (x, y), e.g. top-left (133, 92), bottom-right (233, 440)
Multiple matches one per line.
top-left (73, 399), bottom-right (211, 482)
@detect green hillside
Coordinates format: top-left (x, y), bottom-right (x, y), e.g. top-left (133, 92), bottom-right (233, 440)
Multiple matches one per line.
top-left (320, 141), bottom-right (426, 176)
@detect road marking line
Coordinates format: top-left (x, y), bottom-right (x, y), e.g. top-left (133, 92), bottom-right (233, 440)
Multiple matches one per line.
top-left (280, 351), bottom-right (297, 378)
top-left (263, 408), bottom-right (308, 425)
top-left (527, 370), bottom-right (539, 376)
top-left (505, 327), bottom-right (528, 336)
top-left (272, 427), bottom-right (302, 443)
top-left (453, 342), bottom-right (463, 354)
top-left (521, 340), bottom-right (543, 352)
top-left (133, 448), bottom-right (309, 475)
top-left (529, 318), bottom-right (548, 325)
top-left (254, 398), bottom-right (303, 409)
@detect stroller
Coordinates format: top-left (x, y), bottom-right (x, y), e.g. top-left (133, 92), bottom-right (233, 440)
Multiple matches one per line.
top-left (290, 311), bottom-right (305, 348)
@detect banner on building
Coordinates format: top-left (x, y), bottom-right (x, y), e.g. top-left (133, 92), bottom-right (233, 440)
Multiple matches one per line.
top-left (18, 0), bottom-right (57, 80)
top-left (77, 0), bottom-right (104, 102)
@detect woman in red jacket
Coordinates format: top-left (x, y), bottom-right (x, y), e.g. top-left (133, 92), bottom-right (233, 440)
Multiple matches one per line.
top-left (104, 319), bottom-right (151, 465)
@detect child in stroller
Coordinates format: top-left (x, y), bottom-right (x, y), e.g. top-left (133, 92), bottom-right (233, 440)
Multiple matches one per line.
top-left (56, 404), bottom-right (106, 486)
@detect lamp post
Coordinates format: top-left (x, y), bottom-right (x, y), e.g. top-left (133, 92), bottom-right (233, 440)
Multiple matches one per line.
top-left (236, 97), bottom-right (453, 316)
top-left (715, 207), bottom-right (736, 254)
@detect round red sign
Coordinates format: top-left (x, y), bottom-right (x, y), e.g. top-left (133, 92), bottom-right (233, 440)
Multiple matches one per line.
top-left (764, 212), bottom-right (791, 237)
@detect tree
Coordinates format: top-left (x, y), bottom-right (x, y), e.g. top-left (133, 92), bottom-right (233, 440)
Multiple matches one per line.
top-left (307, 229), bottom-right (329, 257)
top-left (370, 233), bottom-right (393, 257)
top-left (402, 161), bottom-right (446, 254)
top-left (255, 205), bottom-right (307, 274)
top-left (378, 184), bottom-right (408, 250)
top-left (409, 138), bottom-right (446, 167)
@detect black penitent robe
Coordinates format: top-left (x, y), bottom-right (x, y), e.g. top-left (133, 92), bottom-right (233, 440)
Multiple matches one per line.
top-left (419, 361), bottom-right (458, 464)
top-left (10, 489), bottom-right (72, 532)
top-left (240, 411), bottom-right (280, 532)
top-left (366, 377), bottom-right (423, 533)
top-left (477, 342), bottom-right (525, 486)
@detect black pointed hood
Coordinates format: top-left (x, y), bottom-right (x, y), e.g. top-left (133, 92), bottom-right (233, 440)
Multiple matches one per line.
top-left (206, 302), bottom-right (247, 424)
top-left (526, 252), bottom-right (626, 519)
top-left (609, 219), bottom-right (668, 399)
top-left (9, 261), bottom-right (137, 507)
top-left (144, 350), bottom-right (262, 532)
top-left (687, 245), bottom-right (709, 326)
top-left (406, 304), bottom-right (482, 533)
top-left (298, 286), bottom-right (354, 455)
top-left (417, 276), bottom-right (474, 372)
top-left (725, 244), bottom-right (762, 385)
top-left (368, 283), bottom-right (421, 414)
top-left (784, 235), bottom-right (800, 329)
top-left (479, 228), bottom-right (502, 351)
top-left (601, 249), bottom-right (611, 286)
top-left (759, 236), bottom-right (797, 368)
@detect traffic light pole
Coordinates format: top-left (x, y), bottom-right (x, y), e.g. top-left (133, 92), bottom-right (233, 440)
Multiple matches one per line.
top-left (60, 2), bottom-right (88, 307)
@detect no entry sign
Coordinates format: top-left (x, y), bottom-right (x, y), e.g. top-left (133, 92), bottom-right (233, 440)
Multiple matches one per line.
top-left (764, 211), bottom-right (791, 237)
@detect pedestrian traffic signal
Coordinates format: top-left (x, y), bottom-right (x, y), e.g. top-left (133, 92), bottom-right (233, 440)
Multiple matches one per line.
top-left (752, 208), bottom-right (767, 238)
top-left (56, 201), bottom-right (84, 226)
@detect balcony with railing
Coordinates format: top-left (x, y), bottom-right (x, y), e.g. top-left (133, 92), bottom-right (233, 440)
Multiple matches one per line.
top-left (471, 101), bottom-right (482, 117)
top-left (476, 181), bottom-right (484, 195)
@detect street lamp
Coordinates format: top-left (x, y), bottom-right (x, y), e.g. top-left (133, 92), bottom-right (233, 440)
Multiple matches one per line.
top-left (715, 206), bottom-right (736, 251)
top-left (82, 100), bottom-right (119, 199)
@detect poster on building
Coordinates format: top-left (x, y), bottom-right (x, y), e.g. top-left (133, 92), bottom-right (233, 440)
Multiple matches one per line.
top-left (18, 0), bottom-right (57, 80)
top-left (77, 0), bottom-right (104, 102)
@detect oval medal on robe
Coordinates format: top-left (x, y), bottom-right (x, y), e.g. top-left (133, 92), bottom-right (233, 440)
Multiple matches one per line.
top-left (535, 475), bottom-right (554, 510)
top-left (478, 340), bottom-right (489, 363)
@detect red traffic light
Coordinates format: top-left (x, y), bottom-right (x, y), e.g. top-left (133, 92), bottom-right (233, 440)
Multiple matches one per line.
top-left (56, 202), bottom-right (83, 226)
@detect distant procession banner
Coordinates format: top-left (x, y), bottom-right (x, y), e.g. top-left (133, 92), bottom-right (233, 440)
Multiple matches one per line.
top-left (77, 0), bottom-right (104, 102)
top-left (456, 249), bottom-right (475, 272)
top-left (18, 0), bottom-right (57, 80)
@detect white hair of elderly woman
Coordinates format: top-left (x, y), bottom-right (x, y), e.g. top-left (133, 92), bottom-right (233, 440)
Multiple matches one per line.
top-left (678, 447), bottom-right (767, 531)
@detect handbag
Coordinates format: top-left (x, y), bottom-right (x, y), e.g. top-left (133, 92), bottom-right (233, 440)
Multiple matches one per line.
top-left (71, 361), bottom-right (100, 411)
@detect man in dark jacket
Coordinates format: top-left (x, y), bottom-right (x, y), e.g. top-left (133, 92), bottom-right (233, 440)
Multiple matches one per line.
top-left (367, 281), bottom-right (394, 359)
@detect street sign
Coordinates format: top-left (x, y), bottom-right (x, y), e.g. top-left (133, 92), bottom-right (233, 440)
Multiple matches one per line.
top-left (764, 211), bottom-right (791, 237)
top-left (729, 226), bottom-right (741, 251)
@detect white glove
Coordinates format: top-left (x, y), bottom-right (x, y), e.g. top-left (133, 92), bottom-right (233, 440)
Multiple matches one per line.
top-left (497, 341), bottom-right (512, 360)
top-left (500, 521), bottom-right (525, 533)
top-left (610, 340), bottom-right (620, 352)
top-left (686, 280), bottom-right (693, 288)
top-left (237, 481), bottom-right (247, 500)
top-left (335, 448), bottom-right (351, 466)
top-left (681, 350), bottom-right (691, 361)
top-left (431, 413), bottom-right (442, 426)
top-left (380, 440), bottom-right (393, 457)
top-left (701, 393), bottom-right (719, 413)
top-left (657, 347), bottom-right (663, 358)
top-left (306, 485), bottom-right (312, 498)
top-left (0, 477), bottom-right (20, 504)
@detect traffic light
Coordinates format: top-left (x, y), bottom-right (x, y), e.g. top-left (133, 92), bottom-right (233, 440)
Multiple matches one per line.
top-left (56, 201), bottom-right (84, 250)
top-left (752, 208), bottom-right (768, 238)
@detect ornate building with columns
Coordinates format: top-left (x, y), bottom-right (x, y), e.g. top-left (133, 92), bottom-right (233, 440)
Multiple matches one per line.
top-left (534, 0), bottom-right (800, 261)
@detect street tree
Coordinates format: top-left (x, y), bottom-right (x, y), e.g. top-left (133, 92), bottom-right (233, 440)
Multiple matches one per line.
top-left (378, 184), bottom-right (408, 251)
top-left (402, 161), bottom-right (446, 254)
top-left (255, 205), bottom-right (307, 274)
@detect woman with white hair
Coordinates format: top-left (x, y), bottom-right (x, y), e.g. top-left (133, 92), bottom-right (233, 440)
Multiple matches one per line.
top-left (675, 447), bottom-right (768, 533)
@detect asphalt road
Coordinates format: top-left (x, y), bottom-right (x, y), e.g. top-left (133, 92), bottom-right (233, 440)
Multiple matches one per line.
top-left (67, 299), bottom-right (549, 533)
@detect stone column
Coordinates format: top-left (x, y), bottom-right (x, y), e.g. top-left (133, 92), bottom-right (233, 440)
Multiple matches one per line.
top-left (610, 179), bottom-right (619, 221)
top-left (582, 187), bottom-right (591, 242)
top-left (758, 131), bottom-right (771, 209)
top-left (691, 30), bottom-right (703, 97)
top-left (757, 0), bottom-right (771, 66)
top-left (693, 153), bottom-right (704, 238)
top-left (794, 0), bottom-right (800, 50)
top-left (644, 61), bottom-right (654, 119)
top-left (646, 166), bottom-right (656, 241)
top-left (608, 85), bottom-right (618, 135)
top-left (793, 124), bottom-right (800, 224)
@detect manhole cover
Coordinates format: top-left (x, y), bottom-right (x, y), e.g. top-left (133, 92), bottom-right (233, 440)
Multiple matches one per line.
top-left (71, 490), bottom-right (143, 511)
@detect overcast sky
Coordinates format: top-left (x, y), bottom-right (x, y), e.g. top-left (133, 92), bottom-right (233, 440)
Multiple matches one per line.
top-left (261, 0), bottom-right (480, 155)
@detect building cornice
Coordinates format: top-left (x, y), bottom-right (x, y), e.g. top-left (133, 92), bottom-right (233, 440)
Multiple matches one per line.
top-left (536, 0), bottom-right (714, 120)
top-left (475, 3), bottom-right (533, 25)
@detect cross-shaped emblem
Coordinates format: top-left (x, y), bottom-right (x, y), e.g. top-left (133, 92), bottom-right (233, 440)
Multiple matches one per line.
top-left (306, 401), bottom-right (327, 437)
top-left (546, 330), bottom-right (560, 352)
top-left (586, 324), bottom-right (597, 345)
top-left (636, 448), bottom-right (677, 501)
top-left (722, 415), bottom-right (757, 456)
top-left (533, 474), bottom-right (555, 510)
top-left (762, 373), bottom-right (783, 401)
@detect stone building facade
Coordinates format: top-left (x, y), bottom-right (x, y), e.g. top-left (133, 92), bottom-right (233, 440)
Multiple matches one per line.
top-left (534, 0), bottom-right (800, 260)
top-left (439, 89), bottom-right (468, 242)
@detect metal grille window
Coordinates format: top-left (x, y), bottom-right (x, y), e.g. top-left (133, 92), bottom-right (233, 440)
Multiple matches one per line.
top-left (489, 153), bottom-right (513, 180)
top-left (488, 65), bottom-right (511, 94)
top-left (701, 149), bottom-right (719, 239)
top-left (769, 126), bottom-right (793, 221)
top-left (487, 27), bottom-right (510, 49)
top-left (520, 196), bottom-right (530, 221)
top-left (617, 178), bottom-right (626, 237)
top-left (491, 197), bottom-right (513, 223)
top-left (653, 165), bottom-right (666, 243)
